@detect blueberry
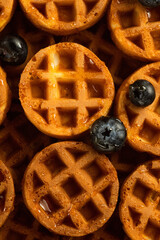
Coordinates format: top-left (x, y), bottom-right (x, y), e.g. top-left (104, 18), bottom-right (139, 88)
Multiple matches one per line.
top-left (0, 34), bottom-right (28, 65)
top-left (129, 79), bottom-right (155, 107)
top-left (138, 0), bottom-right (160, 7)
top-left (90, 116), bottom-right (127, 154)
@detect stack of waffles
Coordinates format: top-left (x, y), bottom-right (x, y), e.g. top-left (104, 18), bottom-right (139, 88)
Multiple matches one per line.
top-left (0, 0), bottom-right (160, 239)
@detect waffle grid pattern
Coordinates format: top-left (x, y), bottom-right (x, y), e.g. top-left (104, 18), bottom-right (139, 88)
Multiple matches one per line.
top-left (120, 161), bottom-right (160, 239)
top-left (116, 62), bottom-right (160, 155)
top-left (20, 43), bottom-right (114, 137)
top-left (65, 21), bottom-right (144, 86)
top-left (20, 0), bottom-right (109, 34)
top-left (24, 142), bottom-right (118, 236)
top-left (30, 0), bottom-right (100, 22)
top-left (110, 0), bottom-right (160, 60)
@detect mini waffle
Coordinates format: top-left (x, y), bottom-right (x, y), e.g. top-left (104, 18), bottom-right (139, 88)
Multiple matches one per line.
top-left (0, 159), bottom-right (14, 228)
top-left (23, 141), bottom-right (119, 236)
top-left (64, 21), bottom-right (144, 87)
top-left (0, 66), bottom-right (11, 125)
top-left (115, 62), bottom-right (160, 156)
top-left (0, 101), bottom-right (53, 191)
top-left (0, 0), bottom-right (16, 32)
top-left (0, 194), bottom-right (60, 240)
top-left (19, 42), bottom-right (114, 139)
top-left (0, 11), bottom-right (55, 76)
top-left (120, 160), bottom-right (160, 240)
top-left (109, 0), bottom-right (160, 61)
top-left (19, 0), bottom-right (110, 35)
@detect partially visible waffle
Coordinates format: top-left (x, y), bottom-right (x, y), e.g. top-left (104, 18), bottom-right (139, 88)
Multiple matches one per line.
top-left (19, 42), bottom-right (114, 138)
top-left (23, 141), bottom-right (119, 236)
top-left (110, 144), bottom-right (151, 175)
top-left (0, 194), bottom-right (60, 240)
top-left (115, 62), bottom-right (160, 156)
top-left (19, 0), bottom-right (110, 35)
top-left (120, 160), bottom-right (160, 240)
top-left (0, 160), bottom-right (14, 228)
top-left (0, 0), bottom-right (16, 32)
top-left (0, 101), bottom-right (53, 191)
top-left (0, 11), bottom-right (55, 76)
top-left (0, 66), bottom-right (11, 125)
top-left (64, 20), bottom-right (145, 87)
top-left (109, 0), bottom-right (160, 61)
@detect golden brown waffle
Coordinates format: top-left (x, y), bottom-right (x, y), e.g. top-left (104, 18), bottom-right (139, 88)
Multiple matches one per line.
top-left (0, 101), bottom-right (53, 191)
top-left (0, 0), bottom-right (16, 32)
top-left (19, 0), bottom-right (110, 35)
top-left (0, 159), bottom-right (14, 228)
top-left (0, 194), bottom-right (60, 240)
top-left (19, 42), bottom-right (114, 139)
top-left (0, 11), bottom-right (55, 76)
top-left (109, 0), bottom-right (160, 61)
top-left (23, 141), bottom-right (119, 236)
top-left (64, 20), bottom-right (145, 87)
top-left (0, 66), bottom-right (11, 125)
top-left (120, 160), bottom-right (160, 240)
top-left (115, 62), bottom-right (160, 156)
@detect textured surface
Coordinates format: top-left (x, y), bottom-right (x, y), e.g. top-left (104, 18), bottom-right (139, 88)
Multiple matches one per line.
top-left (0, 160), bottom-right (14, 228)
top-left (109, 0), bottom-right (160, 61)
top-left (120, 160), bottom-right (160, 240)
top-left (23, 141), bottom-right (119, 236)
top-left (0, 195), bottom-right (59, 240)
top-left (64, 19), bottom-right (145, 87)
top-left (0, 0), bottom-right (16, 32)
top-left (19, 0), bottom-right (110, 35)
top-left (19, 42), bottom-right (114, 138)
top-left (115, 62), bottom-right (160, 155)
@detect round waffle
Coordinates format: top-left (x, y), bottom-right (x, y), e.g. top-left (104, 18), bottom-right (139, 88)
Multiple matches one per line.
top-left (19, 0), bottom-right (110, 35)
top-left (0, 194), bottom-right (60, 240)
top-left (115, 62), bottom-right (160, 156)
top-left (0, 101), bottom-right (53, 191)
top-left (22, 141), bottom-right (119, 237)
top-left (0, 67), bottom-right (11, 125)
top-left (19, 42), bottom-right (114, 139)
top-left (109, 0), bottom-right (160, 61)
top-left (120, 160), bottom-right (160, 240)
top-left (0, 0), bottom-right (16, 32)
top-left (64, 20), bottom-right (144, 87)
top-left (0, 11), bottom-right (55, 76)
top-left (0, 159), bottom-right (14, 228)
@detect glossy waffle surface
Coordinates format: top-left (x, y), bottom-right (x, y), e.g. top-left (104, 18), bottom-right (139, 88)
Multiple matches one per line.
top-left (19, 42), bottom-right (114, 138)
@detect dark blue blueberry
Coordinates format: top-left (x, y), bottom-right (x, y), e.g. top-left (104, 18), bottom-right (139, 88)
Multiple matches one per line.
top-left (0, 34), bottom-right (28, 65)
top-left (138, 0), bottom-right (160, 7)
top-left (129, 79), bottom-right (155, 107)
top-left (90, 116), bottom-right (127, 154)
